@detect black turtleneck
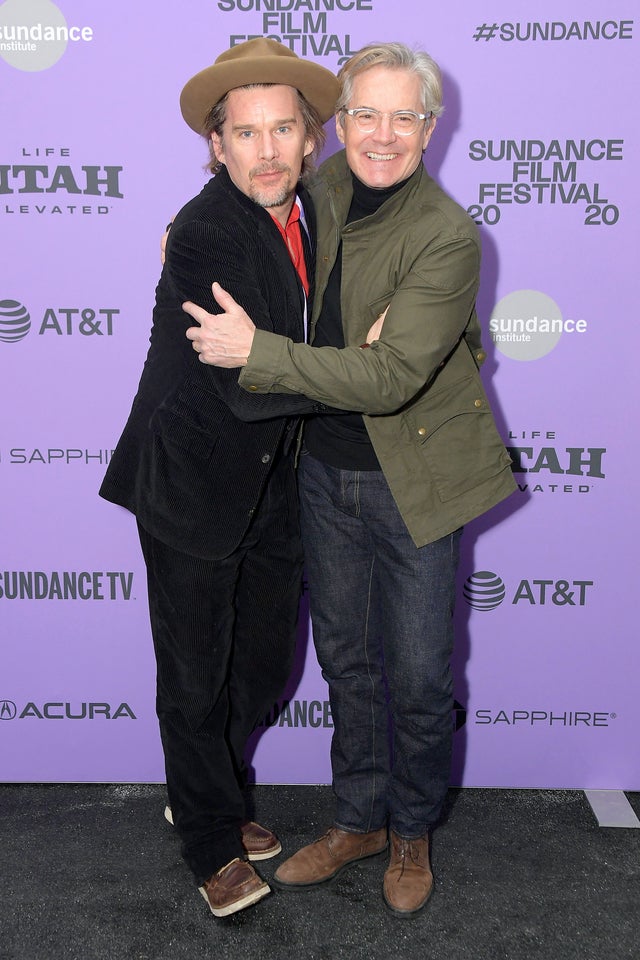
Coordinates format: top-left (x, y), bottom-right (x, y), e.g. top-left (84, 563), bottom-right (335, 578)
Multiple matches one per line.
top-left (304, 171), bottom-right (411, 471)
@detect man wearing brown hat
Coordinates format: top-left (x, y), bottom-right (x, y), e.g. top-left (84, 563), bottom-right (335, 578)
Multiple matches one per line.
top-left (180, 41), bottom-right (517, 919)
top-left (99, 39), bottom-right (339, 917)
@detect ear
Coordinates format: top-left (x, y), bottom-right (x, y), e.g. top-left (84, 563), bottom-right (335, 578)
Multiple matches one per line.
top-left (422, 116), bottom-right (437, 152)
top-left (303, 136), bottom-right (314, 159)
top-left (211, 131), bottom-right (225, 164)
top-left (335, 112), bottom-right (345, 145)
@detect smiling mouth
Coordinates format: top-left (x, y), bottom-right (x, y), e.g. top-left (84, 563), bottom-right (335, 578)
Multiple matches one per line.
top-left (366, 152), bottom-right (398, 161)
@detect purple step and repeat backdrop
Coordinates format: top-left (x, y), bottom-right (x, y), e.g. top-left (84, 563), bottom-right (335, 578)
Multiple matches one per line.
top-left (1, 0), bottom-right (638, 788)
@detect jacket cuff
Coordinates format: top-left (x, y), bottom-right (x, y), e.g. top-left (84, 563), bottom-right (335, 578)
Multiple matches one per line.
top-left (238, 328), bottom-right (290, 394)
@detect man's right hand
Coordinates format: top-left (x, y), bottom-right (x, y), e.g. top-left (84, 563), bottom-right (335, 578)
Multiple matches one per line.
top-left (183, 283), bottom-right (255, 368)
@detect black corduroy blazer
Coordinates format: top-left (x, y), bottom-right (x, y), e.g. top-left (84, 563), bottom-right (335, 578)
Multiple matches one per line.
top-left (100, 167), bottom-right (325, 559)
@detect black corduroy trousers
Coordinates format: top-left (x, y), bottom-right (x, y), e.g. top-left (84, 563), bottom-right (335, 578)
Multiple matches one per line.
top-left (137, 451), bottom-right (303, 883)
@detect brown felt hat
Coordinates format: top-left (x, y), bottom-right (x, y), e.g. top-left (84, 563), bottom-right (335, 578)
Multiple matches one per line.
top-left (180, 38), bottom-right (340, 133)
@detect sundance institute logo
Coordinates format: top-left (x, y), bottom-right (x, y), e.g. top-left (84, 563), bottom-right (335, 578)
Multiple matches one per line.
top-left (0, 300), bottom-right (30, 341)
top-left (490, 289), bottom-right (587, 361)
top-left (0, 0), bottom-right (93, 72)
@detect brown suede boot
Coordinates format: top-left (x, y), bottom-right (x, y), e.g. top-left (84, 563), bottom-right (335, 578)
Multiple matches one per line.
top-left (274, 826), bottom-right (388, 887)
top-left (382, 831), bottom-right (433, 916)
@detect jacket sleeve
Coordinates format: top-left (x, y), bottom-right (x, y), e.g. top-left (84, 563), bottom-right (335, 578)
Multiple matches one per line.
top-left (237, 232), bottom-right (481, 415)
top-left (165, 217), bottom-right (336, 422)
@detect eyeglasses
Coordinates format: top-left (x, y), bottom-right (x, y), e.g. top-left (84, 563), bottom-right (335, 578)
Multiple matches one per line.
top-left (342, 107), bottom-right (432, 136)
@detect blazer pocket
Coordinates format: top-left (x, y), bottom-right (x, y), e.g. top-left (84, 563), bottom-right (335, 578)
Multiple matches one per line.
top-left (150, 382), bottom-right (227, 460)
top-left (404, 375), bottom-right (511, 502)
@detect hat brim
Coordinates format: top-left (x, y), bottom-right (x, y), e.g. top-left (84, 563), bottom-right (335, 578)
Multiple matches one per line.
top-left (180, 56), bottom-right (340, 133)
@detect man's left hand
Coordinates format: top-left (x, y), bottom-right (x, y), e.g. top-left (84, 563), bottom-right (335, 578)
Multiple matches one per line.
top-left (184, 283), bottom-right (255, 367)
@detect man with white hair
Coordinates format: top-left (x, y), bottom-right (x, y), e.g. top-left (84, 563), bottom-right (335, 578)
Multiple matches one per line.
top-left (184, 43), bottom-right (516, 916)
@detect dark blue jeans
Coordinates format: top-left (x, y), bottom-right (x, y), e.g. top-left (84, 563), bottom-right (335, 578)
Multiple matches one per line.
top-left (299, 452), bottom-right (461, 839)
top-left (138, 450), bottom-right (303, 884)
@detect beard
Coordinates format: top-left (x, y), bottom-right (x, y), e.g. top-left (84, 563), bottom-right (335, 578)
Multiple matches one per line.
top-left (248, 162), bottom-right (295, 209)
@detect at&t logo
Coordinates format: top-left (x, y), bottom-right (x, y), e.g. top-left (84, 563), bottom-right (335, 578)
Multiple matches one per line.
top-left (463, 572), bottom-right (593, 610)
top-left (0, 299), bottom-right (119, 341)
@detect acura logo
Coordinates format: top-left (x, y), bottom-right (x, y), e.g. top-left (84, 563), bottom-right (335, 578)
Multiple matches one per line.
top-left (0, 700), bottom-right (17, 720)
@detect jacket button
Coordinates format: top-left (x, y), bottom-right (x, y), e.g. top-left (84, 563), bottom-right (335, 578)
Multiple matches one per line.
top-left (474, 399), bottom-right (483, 408)
top-left (248, 385), bottom-right (258, 392)
top-left (261, 454), bottom-right (271, 464)
top-left (476, 350), bottom-right (486, 361)
top-left (417, 427), bottom-right (427, 437)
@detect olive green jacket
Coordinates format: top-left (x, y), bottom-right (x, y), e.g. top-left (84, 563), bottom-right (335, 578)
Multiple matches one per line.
top-left (239, 151), bottom-right (516, 546)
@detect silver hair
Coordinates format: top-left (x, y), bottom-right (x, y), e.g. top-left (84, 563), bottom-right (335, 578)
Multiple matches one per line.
top-left (336, 42), bottom-right (444, 119)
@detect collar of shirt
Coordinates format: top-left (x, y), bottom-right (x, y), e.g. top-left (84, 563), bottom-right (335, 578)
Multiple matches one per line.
top-left (269, 196), bottom-right (310, 296)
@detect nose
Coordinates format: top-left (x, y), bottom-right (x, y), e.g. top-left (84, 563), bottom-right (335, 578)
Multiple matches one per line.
top-left (374, 115), bottom-right (397, 144)
top-left (258, 132), bottom-right (278, 160)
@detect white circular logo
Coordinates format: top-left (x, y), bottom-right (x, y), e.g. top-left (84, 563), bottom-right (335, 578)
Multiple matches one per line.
top-left (490, 289), bottom-right (565, 361)
top-left (0, 0), bottom-right (91, 72)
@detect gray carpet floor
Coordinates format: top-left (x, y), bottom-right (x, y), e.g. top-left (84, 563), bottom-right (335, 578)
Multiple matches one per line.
top-left (2, 784), bottom-right (639, 960)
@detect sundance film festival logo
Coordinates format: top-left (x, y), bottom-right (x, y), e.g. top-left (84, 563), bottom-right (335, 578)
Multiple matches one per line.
top-left (219, 0), bottom-right (371, 64)
top-left (463, 572), bottom-right (593, 610)
top-left (467, 137), bottom-right (623, 227)
top-left (0, 300), bottom-right (119, 342)
top-left (0, 0), bottom-right (94, 72)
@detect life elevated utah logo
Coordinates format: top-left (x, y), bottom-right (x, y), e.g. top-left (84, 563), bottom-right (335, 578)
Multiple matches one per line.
top-left (0, 0), bottom-right (93, 72)
top-left (506, 429), bottom-right (605, 495)
top-left (1, 146), bottom-right (124, 218)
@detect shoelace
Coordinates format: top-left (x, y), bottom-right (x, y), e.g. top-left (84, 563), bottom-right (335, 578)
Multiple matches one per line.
top-left (393, 838), bottom-right (423, 878)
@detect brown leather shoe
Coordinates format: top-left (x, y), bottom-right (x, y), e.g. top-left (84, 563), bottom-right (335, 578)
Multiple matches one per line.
top-left (274, 826), bottom-right (388, 887)
top-left (383, 831), bottom-right (433, 916)
top-left (240, 820), bottom-right (282, 860)
top-left (164, 807), bottom-right (281, 861)
top-left (199, 858), bottom-right (270, 917)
